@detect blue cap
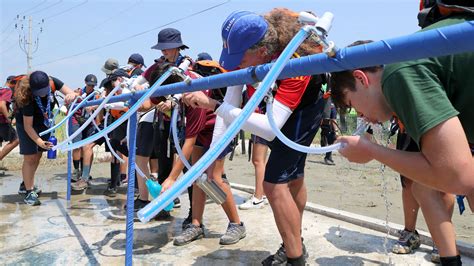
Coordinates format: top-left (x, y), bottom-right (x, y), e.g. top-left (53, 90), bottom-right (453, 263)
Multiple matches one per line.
top-left (29, 71), bottom-right (50, 97)
top-left (128, 53), bottom-right (146, 67)
top-left (219, 11), bottom-right (268, 70)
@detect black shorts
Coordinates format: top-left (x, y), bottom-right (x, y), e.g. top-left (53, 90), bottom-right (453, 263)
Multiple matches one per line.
top-left (396, 132), bottom-right (419, 187)
top-left (68, 123), bottom-right (97, 143)
top-left (136, 122), bottom-right (159, 157)
top-left (264, 97), bottom-right (325, 184)
top-left (251, 134), bottom-right (269, 146)
top-left (16, 123), bottom-right (49, 155)
top-left (0, 123), bottom-right (17, 143)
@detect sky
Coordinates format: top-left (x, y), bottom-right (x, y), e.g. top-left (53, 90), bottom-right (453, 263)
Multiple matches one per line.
top-left (0, 0), bottom-right (419, 88)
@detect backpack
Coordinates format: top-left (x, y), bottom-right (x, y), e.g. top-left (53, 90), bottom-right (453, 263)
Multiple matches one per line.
top-left (418, 0), bottom-right (474, 28)
top-left (192, 60), bottom-right (227, 101)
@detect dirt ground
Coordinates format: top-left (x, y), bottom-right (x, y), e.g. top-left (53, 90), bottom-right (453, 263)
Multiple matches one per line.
top-left (1, 148), bottom-right (472, 246)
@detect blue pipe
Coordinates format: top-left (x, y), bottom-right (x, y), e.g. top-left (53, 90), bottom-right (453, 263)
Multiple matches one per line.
top-left (125, 101), bottom-right (138, 266)
top-left (266, 95), bottom-right (342, 154)
top-left (137, 26), bottom-right (312, 223)
top-left (40, 91), bottom-right (97, 137)
top-left (55, 86), bottom-right (121, 151)
top-left (59, 69), bottom-right (174, 151)
top-left (171, 104), bottom-right (192, 169)
top-left (80, 21), bottom-right (474, 108)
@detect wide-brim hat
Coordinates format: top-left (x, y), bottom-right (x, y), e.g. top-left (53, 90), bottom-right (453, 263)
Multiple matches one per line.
top-left (151, 28), bottom-right (189, 50)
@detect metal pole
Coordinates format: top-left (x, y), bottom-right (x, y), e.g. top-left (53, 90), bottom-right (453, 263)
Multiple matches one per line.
top-left (27, 16), bottom-right (32, 73)
top-left (125, 102), bottom-right (138, 266)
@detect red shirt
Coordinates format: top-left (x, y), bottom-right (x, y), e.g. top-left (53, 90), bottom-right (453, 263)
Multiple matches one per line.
top-left (246, 76), bottom-right (311, 111)
top-left (0, 87), bottom-right (13, 123)
top-left (184, 96), bottom-right (216, 148)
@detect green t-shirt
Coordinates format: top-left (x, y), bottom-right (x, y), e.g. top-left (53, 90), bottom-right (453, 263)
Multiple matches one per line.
top-left (382, 15), bottom-right (474, 145)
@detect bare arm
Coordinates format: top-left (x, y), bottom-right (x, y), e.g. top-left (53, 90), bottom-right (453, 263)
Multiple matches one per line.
top-left (0, 101), bottom-right (10, 122)
top-left (23, 115), bottom-right (52, 150)
top-left (339, 117), bottom-right (474, 195)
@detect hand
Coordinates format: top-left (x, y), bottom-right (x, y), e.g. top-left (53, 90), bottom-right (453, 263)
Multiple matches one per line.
top-left (134, 84), bottom-right (146, 91)
top-left (183, 91), bottom-right (215, 110)
top-left (85, 106), bottom-right (94, 113)
top-left (64, 93), bottom-right (76, 104)
top-left (38, 141), bottom-right (53, 150)
top-left (160, 177), bottom-right (175, 193)
top-left (336, 135), bottom-right (374, 164)
top-left (156, 100), bottom-right (172, 113)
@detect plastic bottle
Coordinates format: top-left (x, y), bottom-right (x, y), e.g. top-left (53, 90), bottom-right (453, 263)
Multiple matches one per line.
top-left (47, 135), bottom-right (57, 159)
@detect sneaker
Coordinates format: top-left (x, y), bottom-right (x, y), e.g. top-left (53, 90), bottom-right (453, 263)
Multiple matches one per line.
top-left (219, 222), bottom-right (246, 245)
top-left (120, 174), bottom-right (128, 185)
top-left (72, 169), bottom-right (81, 182)
top-left (103, 186), bottom-right (117, 197)
top-left (18, 182), bottom-right (42, 196)
top-left (391, 229), bottom-right (421, 254)
top-left (124, 198), bottom-right (150, 212)
top-left (239, 195), bottom-right (266, 210)
top-left (71, 179), bottom-right (89, 191)
top-left (24, 191), bottom-right (41, 206)
top-left (324, 157), bottom-right (335, 165)
top-left (173, 197), bottom-right (181, 208)
top-left (155, 210), bottom-right (171, 220)
top-left (182, 209), bottom-right (193, 229)
top-left (431, 246), bottom-right (440, 264)
top-left (173, 223), bottom-right (205, 246)
top-left (261, 240), bottom-right (308, 265)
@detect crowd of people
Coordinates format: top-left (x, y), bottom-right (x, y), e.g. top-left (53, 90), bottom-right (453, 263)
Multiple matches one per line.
top-left (1, 3), bottom-right (473, 265)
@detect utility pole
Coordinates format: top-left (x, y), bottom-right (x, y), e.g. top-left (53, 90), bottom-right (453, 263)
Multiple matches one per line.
top-left (17, 15), bottom-right (43, 73)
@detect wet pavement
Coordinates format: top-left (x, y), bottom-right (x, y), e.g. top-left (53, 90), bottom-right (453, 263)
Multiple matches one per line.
top-left (1, 164), bottom-right (473, 265)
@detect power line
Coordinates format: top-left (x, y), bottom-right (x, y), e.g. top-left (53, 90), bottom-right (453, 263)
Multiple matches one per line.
top-left (35, 0), bottom-right (142, 55)
top-left (1, 0), bottom-right (47, 34)
top-left (44, 0), bottom-right (88, 20)
top-left (26, 0), bottom-right (63, 16)
top-left (34, 0), bottom-right (230, 67)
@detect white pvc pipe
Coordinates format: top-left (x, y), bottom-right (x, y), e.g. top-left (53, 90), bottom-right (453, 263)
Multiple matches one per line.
top-left (171, 104), bottom-right (192, 169)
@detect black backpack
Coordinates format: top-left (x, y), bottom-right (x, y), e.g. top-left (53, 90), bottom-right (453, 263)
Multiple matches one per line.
top-left (418, 0), bottom-right (474, 28)
top-left (192, 60), bottom-right (227, 101)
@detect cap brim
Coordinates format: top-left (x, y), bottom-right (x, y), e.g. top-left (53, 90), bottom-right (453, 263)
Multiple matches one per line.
top-left (101, 66), bottom-right (114, 75)
top-left (219, 49), bottom-right (245, 71)
top-left (32, 86), bottom-right (50, 97)
top-left (151, 42), bottom-right (189, 50)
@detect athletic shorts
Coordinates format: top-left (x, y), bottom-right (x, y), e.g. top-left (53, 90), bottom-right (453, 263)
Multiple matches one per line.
top-left (0, 123), bottom-right (17, 143)
top-left (396, 132), bottom-right (420, 188)
top-left (136, 122), bottom-right (159, 157)
top-left (251, 134), bottom-right (269, 146)
top-left (68, 123), bottom-right (97, 143)
top-left (265, 96), bottom-right (325, 184)
top-left (16, 123), bottom-right (49, 155)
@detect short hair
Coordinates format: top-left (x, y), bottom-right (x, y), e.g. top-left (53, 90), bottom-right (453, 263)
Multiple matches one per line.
top-left (330, 40), bottom-right (383, 114)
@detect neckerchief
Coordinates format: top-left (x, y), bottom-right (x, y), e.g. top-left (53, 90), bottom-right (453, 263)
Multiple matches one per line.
top-left (34, 92), bottom-right (52, 127)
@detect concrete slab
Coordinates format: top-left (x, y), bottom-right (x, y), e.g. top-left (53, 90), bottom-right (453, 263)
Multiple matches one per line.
top-left (1, 168), bottom-right (473, 265)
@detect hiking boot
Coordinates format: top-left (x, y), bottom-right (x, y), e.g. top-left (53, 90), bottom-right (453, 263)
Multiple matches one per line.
top-left (173, 223), bottom-right (204, 246)
top-left (219, 222), bottom-right (246, 245)
top-left (182, 209), bottom-right (193, 229)
top-left (103, 186), bottom-right (117, 197)
top-left (71, 179), bottom-right (89, 191)
top-left (431, 246), bottom-right (440, 264)
top-left (173, 197), bottom-right (181, 208)
top-left (18, 182), bottom-right (42, 196)
top-left (239, 195), bottom-right (266, 210)
top-left (262, 240), bottom-right (308, 265)
top-left (392, 229), bottom-right (421, 254)
top-left (72, 169), bottom-right (81, 182)
top-left (24, 191), bottom-right (41, 206)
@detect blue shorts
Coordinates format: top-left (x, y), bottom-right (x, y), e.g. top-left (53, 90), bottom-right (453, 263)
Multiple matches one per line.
top-left (264, 97), bottom-right (325, 184)
top-left (251, 134), bottom-right (269, 146)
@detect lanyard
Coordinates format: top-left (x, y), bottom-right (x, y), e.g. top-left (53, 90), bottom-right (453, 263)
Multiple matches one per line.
top-left (34, 92), bottom-right (52, 127)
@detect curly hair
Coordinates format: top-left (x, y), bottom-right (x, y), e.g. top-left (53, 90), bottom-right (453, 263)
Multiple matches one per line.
top-left (14, 76), bottom-right (32, 108)
top-left (250, 8), bottom-right (323, 57)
